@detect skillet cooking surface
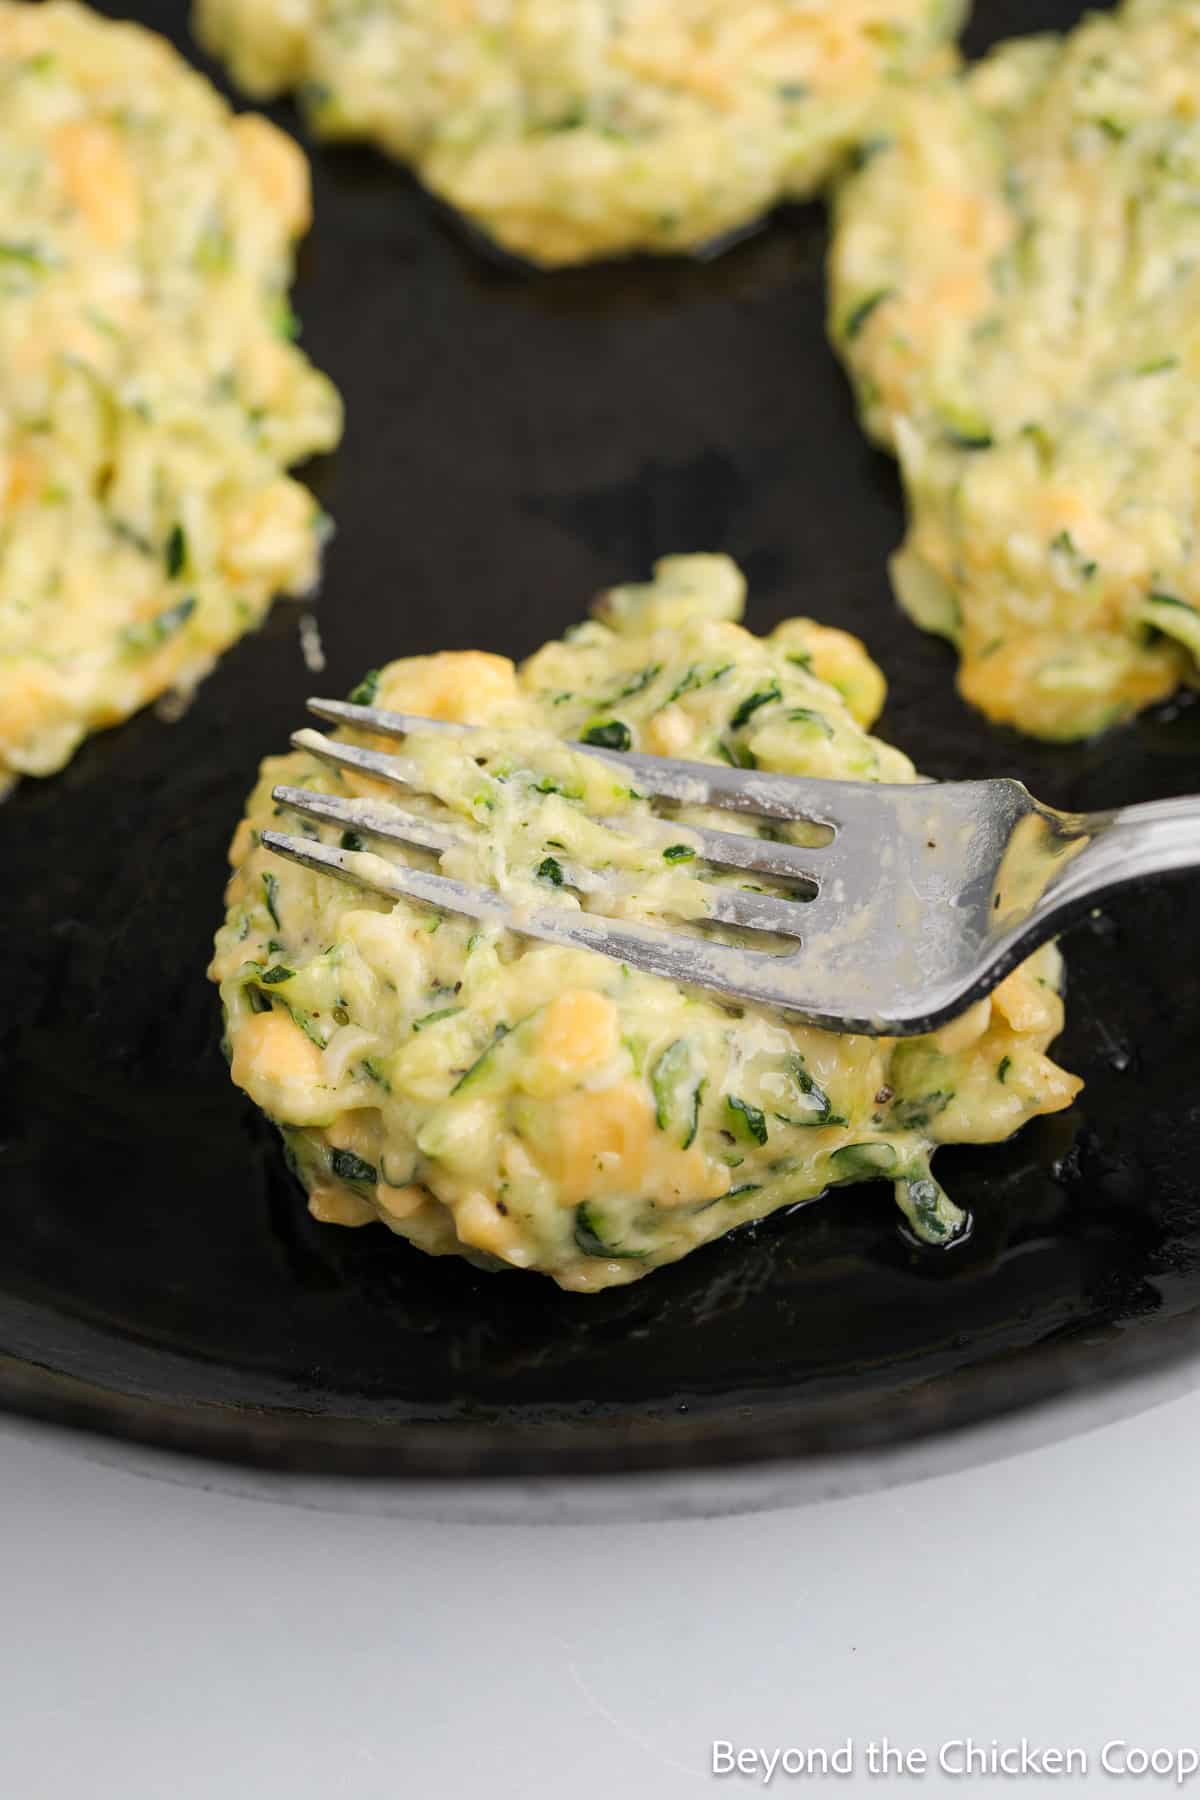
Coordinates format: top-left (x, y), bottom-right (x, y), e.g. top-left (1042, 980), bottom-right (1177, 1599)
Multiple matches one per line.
top-left (3, 0), bottom-right (1200, 1481)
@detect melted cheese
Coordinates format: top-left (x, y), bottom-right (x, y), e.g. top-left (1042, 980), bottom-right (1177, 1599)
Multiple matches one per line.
top-left (195, 0), bottom-right (966, 267)
top-left (0, 1), bottom-right (342, 792)
top-left (211, 553), bottom-right (1081, 1291)
top-left (830, 0), bottom-right (1200, 739)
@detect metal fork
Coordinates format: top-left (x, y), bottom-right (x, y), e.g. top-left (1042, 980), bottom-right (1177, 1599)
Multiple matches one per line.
top-left (260, 697), bottom-right (1200, 1036)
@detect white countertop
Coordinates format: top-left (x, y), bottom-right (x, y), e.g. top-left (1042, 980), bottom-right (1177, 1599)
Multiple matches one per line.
top-left (5, 1386), bottom-right (1200, 1798)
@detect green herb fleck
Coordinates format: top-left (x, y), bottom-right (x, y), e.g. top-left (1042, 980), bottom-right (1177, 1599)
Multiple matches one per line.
top-left (891, 1091), bottom-right (953, 1131)
top-left (0, 240), bottom-right (47, 271)
top-left (663, 663), bottom-right (733, 706)
top-left (646, 1039), bottom-right (683, 1121)
top-left (662, 844), bottom-right (695, 864)
top-left (413, 1005), bottom-right (463, 1032)
top-left (774, 1057), bottom-right (844, 1127)
top-left (120, 595), bottom-right (196, 653)
top-left (164, 522), bottom-right (187, 579)
top-left (730, 685), bottom-right (780, 731)
top-left (260, 965), bottom-right (294, 985)
top-left (330, 1149), bottom-right (377, 1186)
top-left (573, 1203), bottom-right (646, 1260)
top-left (843, 287), bottom-right (894, 340)
top-left (1148, 591), bottom-right (1196, 612)
top-left (361, 1058), bottom-right (391, 1090)
top-left (1049, 529), bottom-right (1097, 578)
top-left (684, 1078), bottom-right (706, 1151)
top-left (194, 225), bottom-right (232, 274)
top-left (903, 1174), bottom-right (950, 1239)
top-left (273, 298), bottom-right (300, 340)
top-left (850, 135), bottom-right (893, 171)
top-left (300, 79), bottom-right (334, 111)
top-left (725, 1095), bottom-right (768, 1145)
top-left (946, 422), bottom-right (993, 450)
top-left (605, 663), bottom-right (662, 703)
top-left (111, 518), bottom-right (153, 557)
top-left (451, 1023), bottom-right (510, 1094)
top-left (348, 669), bottom-right (381, 705)
top-left (537, 856), bottom-right (565, 886)
top-left (581, 720), bottom-right (632, 752)
top-left (998, 1056), bottom-right (1012, 1084)
top-left (262, 871), bottom-right (281, 930)
top-left (786, 707), bottom-right (833, 737)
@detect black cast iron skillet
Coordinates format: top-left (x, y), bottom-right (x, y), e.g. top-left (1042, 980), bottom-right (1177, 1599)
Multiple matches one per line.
top-left (2, 0), bottom-right (1198, 1489)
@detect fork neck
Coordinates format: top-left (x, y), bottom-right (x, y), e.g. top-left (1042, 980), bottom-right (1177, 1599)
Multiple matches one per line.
top-left (1050, 795), bottom-right (1200, 916)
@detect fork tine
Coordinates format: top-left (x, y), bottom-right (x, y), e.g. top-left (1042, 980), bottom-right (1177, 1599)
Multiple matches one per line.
top-left (291, 727), bottom-right (418, 790)
top-left (272, 783), bottom-right (808, 938)
top-left (271, 785), bottom-right (459, 856)
top-left (294, 722), bottom-right (826, 885)
top-left (261, 831), bottom-right (816, 1014)
top-left (307, 697), bottom-right (850, 825)
top-left (308, 698), bottom-right (453, 735)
